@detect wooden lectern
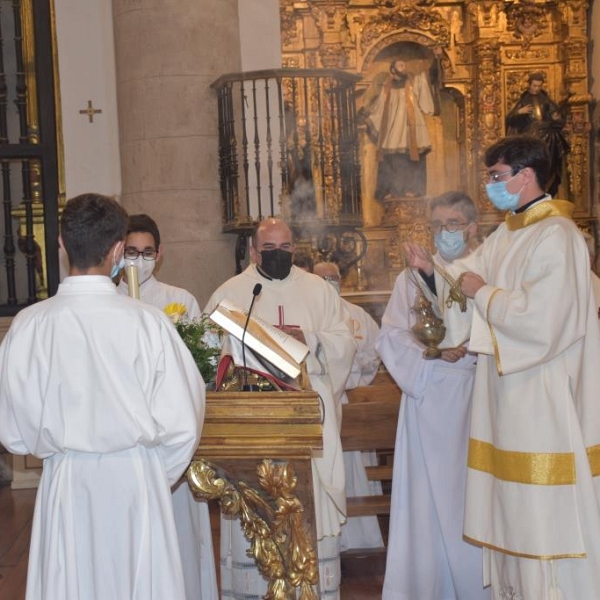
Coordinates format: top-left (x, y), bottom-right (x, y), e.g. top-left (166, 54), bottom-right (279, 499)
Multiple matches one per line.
top-left (187, 390), bottom-right (323, 600)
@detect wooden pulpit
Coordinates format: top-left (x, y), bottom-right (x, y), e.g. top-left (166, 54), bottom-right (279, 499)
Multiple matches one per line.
top-left (187, 390), bottom-right (323, 600)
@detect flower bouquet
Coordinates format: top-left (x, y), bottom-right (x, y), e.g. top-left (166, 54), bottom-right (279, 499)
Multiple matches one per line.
top-left (163, 303), bottom-right (222, 384)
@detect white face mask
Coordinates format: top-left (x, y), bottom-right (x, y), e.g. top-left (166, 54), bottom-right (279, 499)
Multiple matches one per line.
top-left (125, 256), bottom-right (155, 284)
top-left (324, 278), bottom-right (341, 295)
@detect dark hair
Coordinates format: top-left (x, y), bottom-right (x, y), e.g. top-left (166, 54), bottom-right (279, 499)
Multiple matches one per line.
top-left (484, 135), bottom-right (550, 190)
top-left (528, 72), bottom-right (545, 84)
top-left (293, 252), bottom-right (314, 272)
top-left (429, 191), bottom-right (478, 223)
top-left (127, 214), bottom-right (161, 249)
top-left (60, 193), bottom-right (128, 269)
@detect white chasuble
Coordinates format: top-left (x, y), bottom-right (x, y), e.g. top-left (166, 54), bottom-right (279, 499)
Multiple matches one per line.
top-left (0, 276), bottom-right (205, 600)
top-left (376, 269), bottom-right (488, 600)
top-left (436, 200), bottom-right (600, 597)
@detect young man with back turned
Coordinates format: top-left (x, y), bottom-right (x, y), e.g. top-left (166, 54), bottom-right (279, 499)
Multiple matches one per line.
top-left (0, 193), bottom-right (205, 600)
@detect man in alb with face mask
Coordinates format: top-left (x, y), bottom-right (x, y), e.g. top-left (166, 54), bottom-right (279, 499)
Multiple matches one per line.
top-left (405, 135), bottom-right (600, 599)
top-left (118, 214), bottom-right (202, 318)
top-left (117, 213), bottom-right (217, 600)
top-left (204, 218), bottom-right (356, 600)
top-left (376, 191), bottom-right (489, 600)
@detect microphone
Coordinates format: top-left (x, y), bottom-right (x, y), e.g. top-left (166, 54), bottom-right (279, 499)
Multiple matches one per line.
top-left (241, 283), bottom-right (262, 391)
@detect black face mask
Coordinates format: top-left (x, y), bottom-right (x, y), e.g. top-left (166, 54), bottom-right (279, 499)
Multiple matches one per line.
top-left (259, 248), bottom-right (293, 280)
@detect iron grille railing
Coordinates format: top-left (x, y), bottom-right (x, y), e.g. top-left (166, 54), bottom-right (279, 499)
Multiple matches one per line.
top-left (211, 68), bottom-right (363, 235)
top-left (0, 0), bottom-right (59, 316)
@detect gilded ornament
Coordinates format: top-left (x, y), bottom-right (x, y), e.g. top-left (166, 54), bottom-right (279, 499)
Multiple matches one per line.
top-left (505, 3), bottom-right (549, 50)
top-left (360, 5), bottom-right (450, 52)
top-left (188, 459), bottom-right (319, 600)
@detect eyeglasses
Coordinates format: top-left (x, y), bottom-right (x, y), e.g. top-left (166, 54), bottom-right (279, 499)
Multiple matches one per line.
top-left (124, 248), bottom-right (157, 261)
top-left (429, 221), bottom-right (469, 235)
top-left (322, 275), bottom-right (340, 282)
top-left (488, 169), bottom-right (515, 183)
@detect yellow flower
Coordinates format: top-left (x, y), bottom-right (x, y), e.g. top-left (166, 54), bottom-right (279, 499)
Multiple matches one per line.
top-left (163, 302), bottom-right (188, 324)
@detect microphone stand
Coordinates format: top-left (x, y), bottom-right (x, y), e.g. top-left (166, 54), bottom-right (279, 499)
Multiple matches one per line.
top-left (241, 283), bottom-right (262, 391)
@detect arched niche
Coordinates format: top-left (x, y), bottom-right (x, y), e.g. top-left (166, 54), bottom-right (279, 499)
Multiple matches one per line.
top-left (356, 38), bottom-right (466, 228)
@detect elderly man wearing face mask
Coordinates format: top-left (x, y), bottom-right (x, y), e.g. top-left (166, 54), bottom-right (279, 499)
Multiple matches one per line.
top-left (117, 213), bottom-right (217, 600)
top-left (377, 191), bottom-right (489, 600)
top-left (205, 218), bottom-right (356, 600)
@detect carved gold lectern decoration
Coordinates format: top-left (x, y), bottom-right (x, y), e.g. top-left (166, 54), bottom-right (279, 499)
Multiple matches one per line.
top-left (188, 459), bottom-right (318, 600)
top-left (189, 391), bottom-right (323, 599)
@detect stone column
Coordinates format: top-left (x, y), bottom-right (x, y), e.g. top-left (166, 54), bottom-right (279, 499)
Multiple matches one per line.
top-left (112, 0), bottom-right (241, 307)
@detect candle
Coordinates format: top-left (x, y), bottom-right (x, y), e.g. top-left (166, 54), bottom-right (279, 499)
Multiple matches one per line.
top-left (125, 264), bottom-right (140, 299)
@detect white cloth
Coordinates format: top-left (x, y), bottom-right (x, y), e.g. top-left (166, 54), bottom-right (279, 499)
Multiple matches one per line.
top-left (376, 269), bottom-right (488, 600)
top-left (437, 202), bottom-right (600, 597)
top-left (591, 271), bottom-right (600, 320)
top-left (205, 265), bottom-right (356, 599)
top-left (365, 71), bottom-right (434, 155)
top-left (343, 299), bottom-right (381, 391)
top-left (118, 275), bottom-right (202, 320)
top-left (0, 275), bottom-right (205, 600)
top-left (339, 298), bottom-right (385, 552)
top-left (119, 273), bottom-right (217, 600)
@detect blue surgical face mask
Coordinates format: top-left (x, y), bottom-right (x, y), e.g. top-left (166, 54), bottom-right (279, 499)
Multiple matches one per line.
top-left (434, 229), bottom-right (467, 261)
top-left (485, 173), bottom-right (522, 211)
top-left (110, 244), bottom-right (125, 279)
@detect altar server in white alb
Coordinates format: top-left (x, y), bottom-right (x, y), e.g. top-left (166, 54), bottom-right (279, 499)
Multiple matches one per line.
top-left (0, 193), bottom-right (205, 600)
top-left (313, 260), bottom-right (384, 553)
top-left (205, 218), bottom-right (356, 600)
top-left (405, 136), bottom-right (600, 599)
top-left (377, 191), bottom-right (489, 600)
top-left (118, 214), bottom-right (202, 318)
top-left (116, 213), bottom-right (217, 600)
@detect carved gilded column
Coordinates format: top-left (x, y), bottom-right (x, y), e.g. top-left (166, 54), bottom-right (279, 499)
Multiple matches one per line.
top-left (474, 39), bottom-right (502, 160)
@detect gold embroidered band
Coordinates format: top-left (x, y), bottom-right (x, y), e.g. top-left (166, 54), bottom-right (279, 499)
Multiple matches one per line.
top-left (485, 288), bottom-right (503, 375)
top-left (468, 439), bottom-right (576, 485)
top-left (587, 444), bottom-right (600, 477)
top-left (505, 199), bottom-right (574, 231)
top-left (463, 535), bottom-right (586, 560)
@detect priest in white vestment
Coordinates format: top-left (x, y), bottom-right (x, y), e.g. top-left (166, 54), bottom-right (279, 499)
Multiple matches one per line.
top-left (406, 136), bottom-right (600, 598)
top-left (117, 213), bottom-right (217, 600)
top-left (0, 194), bottom-right (205, 600)
top-left (205, 219), bottom-right (356, 600)
top-left (377, 192), bottom-right (489, 600)
top-left (314, 261), bottom-right (384, 552)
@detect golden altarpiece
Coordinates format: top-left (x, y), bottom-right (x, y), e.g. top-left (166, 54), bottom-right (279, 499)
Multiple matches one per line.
top-left (276, 0), bottom-right (594, 308)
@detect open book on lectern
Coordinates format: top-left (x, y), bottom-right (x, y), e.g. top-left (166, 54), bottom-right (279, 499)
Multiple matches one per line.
top-left (208, 299), bottom-right (310, 379)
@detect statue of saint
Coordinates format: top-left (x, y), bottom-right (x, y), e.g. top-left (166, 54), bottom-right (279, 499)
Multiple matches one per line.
top-left (505, 72), bottom-right (570, 196)
top-left (364, 58), bottom-right (437, 200)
